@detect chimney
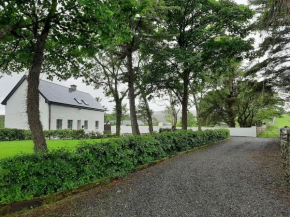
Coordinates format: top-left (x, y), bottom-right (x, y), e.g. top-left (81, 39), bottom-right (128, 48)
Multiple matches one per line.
top-left (69, 84), bottom-right (77, 92)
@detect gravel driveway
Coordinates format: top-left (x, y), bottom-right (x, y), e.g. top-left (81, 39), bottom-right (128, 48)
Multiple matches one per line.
top-left (14, 137), bottom-right (290, 217)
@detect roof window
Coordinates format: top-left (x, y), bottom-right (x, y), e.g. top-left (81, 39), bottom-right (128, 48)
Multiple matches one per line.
top-left (82, 100), bottom-right (89, 105)
top-left (74, 98), bottom-right (82, 104)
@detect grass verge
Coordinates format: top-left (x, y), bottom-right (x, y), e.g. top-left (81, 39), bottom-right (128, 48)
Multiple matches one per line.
top-left (258, 114), bottom-right (290, 138)
top-left (0, 139), bottom-right (110, 159)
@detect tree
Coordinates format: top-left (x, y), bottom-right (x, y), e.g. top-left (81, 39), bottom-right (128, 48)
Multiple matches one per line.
top-left (85, 51), bottom-right (128, 136)
top-left (146, 0), bottom-right (254, 130)
top-left (105, 104), bottom-right (129, 125)
top-left (110, 0), bottom-right (167, 135)
top-left (164, 91), bottom-right (180, 129)
top-left (236, 81), bottom-right (284, 127)
top-left (177, 112), bottom-right (197, 128)
top-left (249, 0), bottom-right (290, 90)
top-left (199, 88), bottom-right (238, 127)
top-left (0, 0), bottom-right (115, 151)
top-left (189, 69), bottom-right (215, 131)
top-left (200, 78), bottom-right (284, 127)
top-left (137, 99), bottom-right (154, 133)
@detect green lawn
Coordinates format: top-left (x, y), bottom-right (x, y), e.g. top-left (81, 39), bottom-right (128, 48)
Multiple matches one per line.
top-left (0, 138), bottom-right (110, 159)
top-left (258, 114), bottom-right (290, 138)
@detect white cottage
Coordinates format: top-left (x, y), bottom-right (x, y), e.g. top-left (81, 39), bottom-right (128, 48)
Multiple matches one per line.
top-left (1, 76), bottom-right (105, 132)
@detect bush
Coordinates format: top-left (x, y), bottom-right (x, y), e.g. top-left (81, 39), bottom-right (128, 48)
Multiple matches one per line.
top-left (0, 129), bottom-right (26, 141)
top-left (0, 129), bottom-right (116, 141)
top-left (0, 129), bottom-right (229, 204)
top-left (159, 128), bottom-right (172, 133)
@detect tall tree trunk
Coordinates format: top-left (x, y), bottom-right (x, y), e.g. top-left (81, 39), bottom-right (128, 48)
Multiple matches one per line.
top-left (227, 98), bottom-right (236, 127)
top-left (193, 93), bottom-right (202, 131)
top-left (181, 73), bottom-right (189, 130)
top-left (127, 48), bottom-right (140, 135)
top-left (115, 99), bottom-right (122, 136)
top-left (142, 95), bottom-right (153, 134)
top-left (172, 108), bottom-right (178, 129)
top-left (27, 32), bottom-right (49, 151)
top-left (228, 116), bottom-right (236, 128)
top-left (168, 91), bottom-right (178, 130)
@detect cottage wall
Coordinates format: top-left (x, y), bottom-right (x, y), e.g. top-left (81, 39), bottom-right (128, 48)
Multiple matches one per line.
top-left (50, 104), bottom-right (104, 132)
top-left (5, 80), bottom-right (49, 130)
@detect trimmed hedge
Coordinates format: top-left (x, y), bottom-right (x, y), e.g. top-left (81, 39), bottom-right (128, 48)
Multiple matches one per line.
top-left (159, 128), bottom-right (172, 133)
top-left (0, 129), bottom-right (229, 204)
top-left (0, 129), bottom-right (115, 141)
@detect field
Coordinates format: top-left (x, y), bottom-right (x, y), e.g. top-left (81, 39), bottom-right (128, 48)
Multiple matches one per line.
top-left (0, 115), bottom-right (4, 129)
top-left (0, 138), bottom-right (110, 159)
top-left (258, 114), bottom-right (290, 138)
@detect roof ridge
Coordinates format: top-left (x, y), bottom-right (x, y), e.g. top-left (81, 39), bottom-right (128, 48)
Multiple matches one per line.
top-left (39, 79), bottom-right (91, 95)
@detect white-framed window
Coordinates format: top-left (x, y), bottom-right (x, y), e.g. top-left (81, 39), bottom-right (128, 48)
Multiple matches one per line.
top-left (95, 121), bottom-right (99, 130)
top-left (56, 119), bottom-right (62, 130)
top-left (84, 120), bottom-right (88, 130)
top-left (68, 120), bottom-right (73, 130)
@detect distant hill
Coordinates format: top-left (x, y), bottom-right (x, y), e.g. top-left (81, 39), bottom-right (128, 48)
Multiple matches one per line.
top-left (153, 110), bottom-right (196, 123)
top-left (0, 115), bottom-right (4, 129)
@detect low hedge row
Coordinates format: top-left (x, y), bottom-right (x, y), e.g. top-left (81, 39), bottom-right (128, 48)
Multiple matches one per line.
top-left (0, 129), bottom-right (229, 204)
top-left (0, 129), bottom-right (114, 141)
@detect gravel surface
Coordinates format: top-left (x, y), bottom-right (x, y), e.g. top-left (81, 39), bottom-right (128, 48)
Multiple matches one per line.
top-left (14, 137), bottom-right (290, 217)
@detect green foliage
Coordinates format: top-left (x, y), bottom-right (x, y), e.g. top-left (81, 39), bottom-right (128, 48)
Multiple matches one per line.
top-left (105, 104), bottom-right (130, 125)
top-left (0, 0), bottom-right (120, 77)
top-left (0, 129), bottom-right (29, 141)
top-left (143, 0), bottom-right (253, 129)
top-left (0, 129), bottom-right (229, 203)
top-left (0, 116), bottom-right (4, 129)
top-left (0, 129), bottom-right (115, 142)
top-left (177, 112), bottom-right (198, 127)
top-left (249, 0), bottom-right (290, 90)
top-left (259, 114), bottom-right (290, 138)
top-left (159, 128), bottom-right (172, 133)
top-left (199, 67), bottom-right (284, 127)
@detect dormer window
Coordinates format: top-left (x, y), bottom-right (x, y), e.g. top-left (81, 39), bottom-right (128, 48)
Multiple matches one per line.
top-left (74, 98), bottom-right (82, 104)
top-left (82, 100), bottom-right (89, 105)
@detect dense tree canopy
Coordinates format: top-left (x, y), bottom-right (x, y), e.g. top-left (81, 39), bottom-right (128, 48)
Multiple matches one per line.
top-left (200, 77), bottom-right (284, 127)
top-left (249, 0), bottom-right (290, 91)
top-left (0, 0), bottom-right (120, 150)
top-left (145, 0), bottom-right (254, 130)
top-left (1, 0), bottom-right (285, 147)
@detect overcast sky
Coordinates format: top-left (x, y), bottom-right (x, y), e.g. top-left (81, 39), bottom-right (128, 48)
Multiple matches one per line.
top-left (0, 0), bottom-right (249, 115)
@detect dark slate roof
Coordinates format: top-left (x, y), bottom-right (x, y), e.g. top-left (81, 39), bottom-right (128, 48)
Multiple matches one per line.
top-left (1, 75), bottom-right (105, 111)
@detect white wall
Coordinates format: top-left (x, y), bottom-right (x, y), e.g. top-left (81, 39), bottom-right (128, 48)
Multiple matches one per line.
top-left (111, 126), bottom-right (257, 137)
top-left (50, 104), bottom-right (104, 132)
top-left (5, 80), bottom-right (104, 132)
top-left (5, 80), bottom-right (49, 129)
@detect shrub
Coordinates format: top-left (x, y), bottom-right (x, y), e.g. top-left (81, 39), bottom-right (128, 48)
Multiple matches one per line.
top-left (0, 129), bottom-right (26, 141)
top-left (159, 128), bottom-right (172, 133)
top-left (0, 129), bottom-right (229, 204)
top-left (0, 129), bottom-right (115, 141)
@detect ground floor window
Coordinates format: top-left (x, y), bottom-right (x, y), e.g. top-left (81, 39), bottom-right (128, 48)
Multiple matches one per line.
top-left (95, 121), bottom-right (99, 130)
top-left (68, 120), bottom-right (73, 130)
top-left (56, 119), bottom-right (62, 129)
top-left (84, 120), bottom-right (88, 130)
